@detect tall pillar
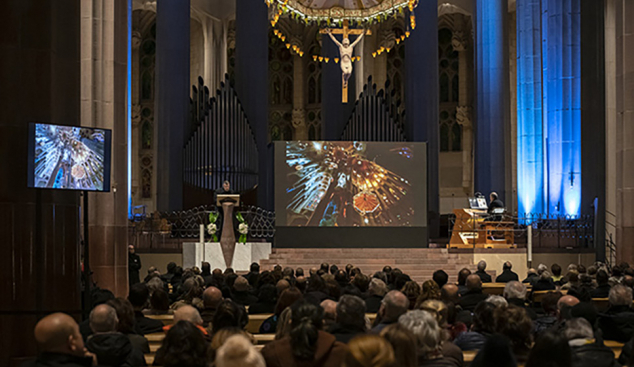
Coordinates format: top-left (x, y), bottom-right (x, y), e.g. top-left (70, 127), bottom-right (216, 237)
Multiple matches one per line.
top-left (292, 52), bottom-right (308, 140)
top-left (545, 0), bottom-right (581, 217)
top-left (322, 34), bottom-right (356, 140)
top-left (454, 21), bottom-right (474, 194)
top-left (0, 1), bottom-right (81, 364)
top-left (235, 0), bottom-right (271, 209)
top-left (516, 0), bottom-right (545, 216)
top-left (609, 0), bottom-right (634, 264)
top-left (155, 0), bottom-right (190, 211)
top-left (81, 0), bottom-right (130, 297)
top-left (405, 0), bottom-right (439, 239)
top-left (474, 0), bottom-right (510, 203)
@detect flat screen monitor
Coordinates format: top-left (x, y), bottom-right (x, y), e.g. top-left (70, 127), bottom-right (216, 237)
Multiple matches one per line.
top-left (27, 122), bottom-right (112, 192)
top-left (468, 197), bottom-right (488, 210)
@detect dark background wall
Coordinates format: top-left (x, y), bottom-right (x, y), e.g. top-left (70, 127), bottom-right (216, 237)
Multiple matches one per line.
top-left (0, 1), bottom-right (82, 366)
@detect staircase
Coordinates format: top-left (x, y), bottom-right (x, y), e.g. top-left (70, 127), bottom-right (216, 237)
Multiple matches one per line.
top-left (259, 248), bottom-right (477, 283)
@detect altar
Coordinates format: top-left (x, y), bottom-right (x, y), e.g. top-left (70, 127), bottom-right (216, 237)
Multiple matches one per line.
top-left (182, 242), bottom-right (272, 271)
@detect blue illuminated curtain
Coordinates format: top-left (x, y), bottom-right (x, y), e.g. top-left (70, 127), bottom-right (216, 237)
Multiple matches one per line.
top-left (516, 0), bottom-right (581, 218)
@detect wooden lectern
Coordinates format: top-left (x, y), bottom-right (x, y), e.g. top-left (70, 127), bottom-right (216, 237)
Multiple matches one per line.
top-left (217, 194), bottom-right (240, 267)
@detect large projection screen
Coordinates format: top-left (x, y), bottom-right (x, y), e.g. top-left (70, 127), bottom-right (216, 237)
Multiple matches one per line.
top-left (275, 141), bottom-right (427, 248)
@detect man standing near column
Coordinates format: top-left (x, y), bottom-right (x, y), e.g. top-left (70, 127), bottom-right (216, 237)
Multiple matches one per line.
top-left (128, 245), bottom-right (141, 287)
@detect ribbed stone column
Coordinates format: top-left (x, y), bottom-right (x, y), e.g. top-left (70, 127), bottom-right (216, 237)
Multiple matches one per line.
top-left (474, 0), bottom-right (510, 203)
top-left (405, 0), bottom-right (439, 239)
top-left (155, 0), bottom-right (190, 211)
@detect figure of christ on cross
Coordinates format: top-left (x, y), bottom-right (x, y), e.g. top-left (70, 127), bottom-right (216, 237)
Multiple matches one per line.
top-left (321, 20), bottom-right (371, 103)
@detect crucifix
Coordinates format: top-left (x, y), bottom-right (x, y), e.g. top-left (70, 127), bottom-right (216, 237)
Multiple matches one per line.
top-left (320, 20), bottom-right (371, 103)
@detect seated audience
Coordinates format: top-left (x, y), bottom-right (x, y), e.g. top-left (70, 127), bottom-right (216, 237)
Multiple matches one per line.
top-left (503, 281), bottom-right (537, 319)
top-left (609, 266), bottom-right (624, 287)
top-left (85, 304), bottom-right (145, 367)
top-left (564, 318), bottom-right (620, 367)
top-left (591, 269), bottom-right (611, 298)
top-left (304, 275), bottom-right (331, 305)
top-left (200, 286), bottom-right (223, 328)
top-left (380, 323), bottom-right (417, 367)
top-left (321, 299), bottom-right (338, 329)
top-left (366, 278), bottom-right (388, 313)
top-left (275, 307), bottom-right (293, 340)
top-left (212, 300), bottom-right (248, 335)
top-left (494, 306), bottom-right (533, 363)
top-left (401, 281), bottom-right (422, 310)
top-left (525, 331), bottom-right (571, 367)
top-left (561, 270), bottom-right (580, 290)
top-left (371, 290), bottom-right (409, 333)
top-left (344, 334), bottom-right (395, 367)
top-left (261, 301), bottom-right (349, 367)
top-left (329, 295), bottom-right (367, 343)
top-left (259, 286), bottom-right (303, 333)
top-left (533, 270), bottom-right (556, 292)
top-left (79, 288), bottom-right (115, 340)
top-left (453, 301), bottom-right (496, 351)
top-left (415, 280), bottom-right (441, 308)
top-left (248, 284), bottom-right (277, 314)
top-left (533, 291), bottom-right (563, 336)
top-left (276, 279), bottom-right (290, 296)
top-left (475, 260), bottom-right (492, 283)
top-left (457, 268), bottom-right (471, 296)
top-left (245, 262), bottom-right (260, 287)
top-left (145, 276), bottom-right (164, 296)
top-left (107, 298), bottom-right (150, 353)
top-left (160, 262), bottom-right (177, 284)
top-left (166, 305), bottom-right (209, 341)
top-left (171, 277), bottom-right (204, 310)
top-left (433, 270), bottom-right (449, 288)
top-left (399, 310), bottom-right (462, 367)
top-left (154, 321), bottom-right (207, 367)
top-left (144, 289), bottom-right (171, 316)
top-left (496, 261), bottom-right (519, 283)
top-left (231, 276), bottom-right (257, 306)
top-left (552, 263), bottom-right (563, 284)
top-left (598, 284), bottom-right (634, 342)
top-left (522, 268), bottom-right (538, 284)
top-left (419, 300), bottom-right (463, 364)
top-left (470, 334), bottom-right (517, 367)
top-left (207, 327), bottom-right (250, 361)
top-left (215, 334), bottom-right (265, 367)
top-left (440, 284), bottom-right (460, 305)
top-left (458, 275), bottom-right (488, 312)
top-left (24, 313), bottom-right (96, 367)
top-left (128, 283), bottom-right (164, 335)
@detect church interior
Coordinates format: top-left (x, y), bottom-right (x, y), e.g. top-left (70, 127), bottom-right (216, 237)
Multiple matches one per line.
top-left (2, 0), bottom-right (634, 366)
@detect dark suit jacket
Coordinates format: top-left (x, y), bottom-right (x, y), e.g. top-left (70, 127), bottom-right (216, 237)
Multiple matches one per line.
top-left (475, 270), bottom-right (492, 283)
top-left (459, 289), bottom-right (489, 312)
top-left (488, 199), bottom-right (504, 213)
top-left (133, 311), bottom-right (164, 335)
top-left (261, 330), bottom-right (349, 367)
top-left (495, 270), bottom-right (519, 283)
top-left (591, 284), bottom-right (611, 299)
top-left (365, 294), bottom-right (383, 313)
top-left (598, 306), bottom-right (634, 342)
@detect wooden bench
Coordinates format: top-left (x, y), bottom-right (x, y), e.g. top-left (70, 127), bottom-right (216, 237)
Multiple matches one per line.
top-left (146, 314), bottom-right (174, 326)
top-left (482, 283), bottom-right (532, 296)
top-left (604, 340), bottom-right (624, 358)
top-left (253, 334), bottom-right (275, 345)
top-left (531, 289), bottom-right (567, 303)
top-left (591, 298), bottom-right (609, 312)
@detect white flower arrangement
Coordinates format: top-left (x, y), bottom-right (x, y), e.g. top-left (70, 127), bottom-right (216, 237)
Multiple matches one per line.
top-left (207, 223), bottom-right (217, 235)
top-left (238, 222), bottom-right (249, 235)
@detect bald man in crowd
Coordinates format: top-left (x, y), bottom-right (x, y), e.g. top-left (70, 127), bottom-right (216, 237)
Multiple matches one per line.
top-left (200, 286), bottom-right (223, 327)
top-left (25, 313), bottom-right (96, 367)
top-left (458, 274), bottom-right (489, 312)
top-left (371, 290), bottom-right (409, 333)
top-left (441, 284), bottom-right (460, 305)
top-left (321, 299), bottom-right (338, 329)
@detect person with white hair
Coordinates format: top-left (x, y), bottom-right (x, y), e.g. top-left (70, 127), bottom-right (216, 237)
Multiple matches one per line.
top-left (564, 318), bottom-right (620, 367)
top-left (503, 281), bottom-right (537, 319)
top-left (475, 260), bottom-right (492, 283)
top-left (484, 295), bottom-right (508, 308)
top-left (216, 334), bottom-right (265, 367)
top-left (533, 270), bottom-right (556, 292)
top-left (366, 278), bottom-right (388, 313)
top-left (399, 310), bottom-right (462, 367)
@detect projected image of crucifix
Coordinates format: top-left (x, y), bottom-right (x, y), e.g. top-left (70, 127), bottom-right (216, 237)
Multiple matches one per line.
top-left (320, 20), bottom-right (371, 103)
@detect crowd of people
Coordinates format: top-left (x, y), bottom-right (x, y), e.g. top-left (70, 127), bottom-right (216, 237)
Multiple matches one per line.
top-left (24, 259), bottom-right (634, 367)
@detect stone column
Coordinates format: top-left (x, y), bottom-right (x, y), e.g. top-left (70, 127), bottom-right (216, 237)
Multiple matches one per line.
top-left (131, 31), bottom-right (142, 205)
top-left (405, 0), bottom-right (439, 239)
top-left (0, 1), bottom-right (82, 363)
top-left (516, 0), bottom-right (545, 216)
top-left (155, 0), bottom-right (190, 211)
top-left (605, 0), bottom-right (617, 265)
top-left (235, 0), bottom-right (271, 209)
top-left (474, 0), bottom-right (510, 203)
top-left (453, 24), bottom-right (473, 194)
top-left (610, 0), bottom-right (634, 264)
top-left (81, 0), bottom-right (130, 297)
top-left (292, 48), bottom-right (308, 140)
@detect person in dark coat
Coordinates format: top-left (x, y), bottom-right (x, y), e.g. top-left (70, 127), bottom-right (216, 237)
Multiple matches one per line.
top-left (532, 271), bottom-right (557, 292)
top-left (200, 262), bottom-right (213, 287)
top-left (22, 313), bottom-right (96, 367)
top-left (458, 275), bottom-right (489, 312)
top-left (524, 331), bottom-right (571, 367)
top-left (591, 270), bottom-right (612, 299)
top-left (245, 262), bottom-right (260, 287)
top-left (522, 268), bottom-right (539, 284)
top-left (261, 301), bottom-right (349, 367)
top-left (598, 285), bottom-right (634, 342)
top-left (564, 318), bottom-right (621, 367)
top-left (230, 276), bottom-right (258, 306)
top-left (475, 261), bottom-right (493, 283)
top-left (496, 261), bottom-right (519, 283)
top-left (365, 278), bottom-right (388, 313)
top-left (470, 334), bottom-right (517, 367)
top-left (259, 287), bottom-right (303, 334)
top-left (454, 301), bottom-right (496, 351)
top-left (248, 284), bottom-right (277, 314)
top-left (533, 291), bottom-right (563, 337)
top-left (328, 295), bottom-right (367, 344)
top-left (85, 304), bottom-right (146, 367)
top-left (160, 262), bottom-right (176, 284)
top-left (128, 246), bottom-right (141, 287)
top-left (128, 283), bottom-right (163, 335)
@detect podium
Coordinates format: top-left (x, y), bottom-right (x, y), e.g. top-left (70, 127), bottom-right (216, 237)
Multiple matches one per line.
top-left (217, 194), bottom-right (240, 267)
